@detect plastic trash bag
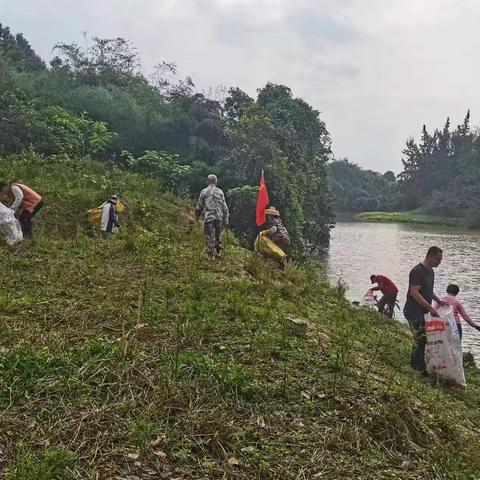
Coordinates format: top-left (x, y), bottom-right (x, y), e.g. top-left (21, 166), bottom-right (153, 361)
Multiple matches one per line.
top-left (362, 290), bottom-right (376, 309)
top-left (254, 230), bottom-right (287, 261)
top-left (0, 203), bottom-right (23, 246)
top-left (425, 305), bottom-right (465, 386)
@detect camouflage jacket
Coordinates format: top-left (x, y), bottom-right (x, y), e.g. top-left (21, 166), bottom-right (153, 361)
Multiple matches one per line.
top-left (196, 186), bottom-right (229, 224)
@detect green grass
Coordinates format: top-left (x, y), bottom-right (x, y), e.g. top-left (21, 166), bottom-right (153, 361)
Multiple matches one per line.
top-left (355, 210), bottom-right (463, 227)
top-left (1, 153), bottom-right (480, 478)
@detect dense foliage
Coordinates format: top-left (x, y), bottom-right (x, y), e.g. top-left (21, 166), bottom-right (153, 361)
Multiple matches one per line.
top-left (327, 159), bottom-right (398, 212)
top-left (0, 26), bottom-right (333, 250)
top-left (398, 112), bottom-right (480, 225)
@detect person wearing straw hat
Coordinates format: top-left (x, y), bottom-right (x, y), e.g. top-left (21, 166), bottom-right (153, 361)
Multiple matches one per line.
top-left (195, 174), bottom-right (229, 258)
top-left (264, 207), bottom-right (289, 249)
top-left (255, 206), bottom-right (289, 267)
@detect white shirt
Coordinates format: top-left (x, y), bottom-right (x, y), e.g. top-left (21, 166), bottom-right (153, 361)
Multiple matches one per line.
top-left (10, 185), bottom-right (24, 211)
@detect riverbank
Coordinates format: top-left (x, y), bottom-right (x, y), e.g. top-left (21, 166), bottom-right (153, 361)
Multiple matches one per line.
top-left (355, 211), bottom-right (462, 227)
top-left (2, 154), bottom-right (480, 479)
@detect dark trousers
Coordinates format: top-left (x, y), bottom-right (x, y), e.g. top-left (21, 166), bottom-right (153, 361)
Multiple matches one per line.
top-left (377, 292), bottom-right (397, 318)
top-left (204, 220), bottom-right (222, 255)
top-left (457, 323), bottom-right (463, 340)
top-left (404, 309), bottom-right (426, 373)
top-left (19, 201), bottom-right (44, 238)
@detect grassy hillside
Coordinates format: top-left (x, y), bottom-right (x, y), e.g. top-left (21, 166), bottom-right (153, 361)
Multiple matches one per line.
top-left (1, 154), bottom-right (480, 479)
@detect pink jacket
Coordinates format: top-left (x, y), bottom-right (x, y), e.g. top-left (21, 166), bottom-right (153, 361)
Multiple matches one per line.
top-left (439, 294), bottom-right (471, 325)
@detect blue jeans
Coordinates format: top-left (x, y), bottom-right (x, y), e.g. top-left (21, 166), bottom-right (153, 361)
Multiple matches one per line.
top-left (457, 323), bottom-right (463, 340)
top-left (404, 309), bottom-right (426, 373)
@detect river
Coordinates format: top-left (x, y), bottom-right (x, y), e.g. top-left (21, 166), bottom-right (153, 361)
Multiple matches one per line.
top-left (326, 220), bottom-right (480, 356)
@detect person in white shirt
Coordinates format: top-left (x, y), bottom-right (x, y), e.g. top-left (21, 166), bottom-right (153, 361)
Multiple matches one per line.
top-left (100, 195), bottom-right (120, 238)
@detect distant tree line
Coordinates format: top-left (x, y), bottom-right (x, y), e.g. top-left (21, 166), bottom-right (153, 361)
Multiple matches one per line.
top-left (398, 111), bottom-right (480, 225)
top-left (327, 160), bottom-right (398, 212)
top-left (329, 111), bottom-right (480, 227)
top-left (0, 24), bottom-right (333, 251)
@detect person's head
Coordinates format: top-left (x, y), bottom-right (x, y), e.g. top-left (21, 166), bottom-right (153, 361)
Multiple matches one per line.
top-left (425, 246), bottom-right (443, 268)
top-left (265, 207), bottom-right (280, 220)
top-left (0, 181), bottom-right (11, 196)
top-left (447, 284), bottom-right (460, 296)
top-left (207, 174), bottom-right (217, 186)
top-left (109, 195), bottom-right (118, 204)
top-left (370, 275), bottom-right (377, 284)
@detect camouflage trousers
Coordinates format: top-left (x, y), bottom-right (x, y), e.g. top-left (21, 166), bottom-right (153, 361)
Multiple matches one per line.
top-left (204, 220), bottom-right (223, 255)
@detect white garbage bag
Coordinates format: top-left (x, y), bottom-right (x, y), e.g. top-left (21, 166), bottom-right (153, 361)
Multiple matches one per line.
top-left (0, 203), bottom-right (23, 246)
top-left (425, 305), bottom-right (465, 386)
top-left (362, 290), bottom-right (376, 309)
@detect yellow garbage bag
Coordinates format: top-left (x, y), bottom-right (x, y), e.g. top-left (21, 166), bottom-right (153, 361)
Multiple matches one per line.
top-left (115, 201), bottom-right (125, 213)
top-left (86, 205), bottom-right (104, 226)
top-left (254, 230), bottom-right (287, 261)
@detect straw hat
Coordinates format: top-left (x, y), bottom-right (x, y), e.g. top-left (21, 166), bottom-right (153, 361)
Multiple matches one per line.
top-left (265, 207), bottom-right (280, 217)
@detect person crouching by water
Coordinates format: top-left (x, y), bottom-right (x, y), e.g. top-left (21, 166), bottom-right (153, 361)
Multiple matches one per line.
top-left (369, 274), bottom-right (398, 318)
top-left (0, 181), bottom-right (44, 238)
top-left (254, 207), bottom-right (290, 268)
top-left (195, 175), bottom-right (229, 258)
top-left (101, 195), bottom-right (120, 239)
top-left (436, 284), bottom-right (480, 341)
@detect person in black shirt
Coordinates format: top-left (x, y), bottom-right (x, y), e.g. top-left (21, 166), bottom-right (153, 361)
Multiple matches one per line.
top-left (404, 246), bottom-right (446, 374)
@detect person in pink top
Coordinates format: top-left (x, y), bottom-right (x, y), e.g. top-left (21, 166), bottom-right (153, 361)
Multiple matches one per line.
top-left (438, 284), bottom-right (480, 340)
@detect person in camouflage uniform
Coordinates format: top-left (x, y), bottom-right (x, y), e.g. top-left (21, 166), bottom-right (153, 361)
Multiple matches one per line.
top-left (195, 175), bottom-right (229, 257)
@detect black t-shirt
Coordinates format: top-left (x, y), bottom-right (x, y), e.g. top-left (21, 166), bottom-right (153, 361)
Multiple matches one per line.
top-left (404, 263), bottom-right (434, 315)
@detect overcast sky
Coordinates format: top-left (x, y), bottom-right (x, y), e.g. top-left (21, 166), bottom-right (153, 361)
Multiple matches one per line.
top-left (1, 0), bottom-right (479, 172)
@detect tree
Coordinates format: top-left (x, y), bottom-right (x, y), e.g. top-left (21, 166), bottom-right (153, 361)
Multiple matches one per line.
top-left (0, 24), bottom-right (45, 71)
top-left (224, 83), bottom-right (333, 250)
top-left (224, 87), bottom-right (253, 122)
top-left (53, 37), bottom-right (141, 88)
top-left (327, 160), bottom-right (399, 212)
top-left (383, 171), bottom-right (396, 183)
top-left (398, 111), bottom-right (480, 224)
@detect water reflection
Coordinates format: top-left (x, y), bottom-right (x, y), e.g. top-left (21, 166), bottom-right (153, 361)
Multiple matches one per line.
top-left (326, 221), bottom-right (480, 356)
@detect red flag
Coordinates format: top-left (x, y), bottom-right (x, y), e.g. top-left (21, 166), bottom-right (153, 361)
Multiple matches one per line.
top-left (256, 171), bottom-right (269, 226)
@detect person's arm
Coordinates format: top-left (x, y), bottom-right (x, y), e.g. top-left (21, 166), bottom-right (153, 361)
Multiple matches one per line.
top-left (195, 191), bottom-right (205, 220)
top-left (370, 285), bottom-right (381, 292)
top-left (112, 205), bottom-right (120, 228)
top-left (267, 223), bottom-right (279, 240)
top-left (433, 293), bottom-right (447, 306)
top-left (222, 192), bottom-right (229, 227)
top-left (10, 185), bottom-right (23, 211)
top-left (410, 285), bottom-right (439, 316)
top-left (458, 302), bottom-right (480, 331)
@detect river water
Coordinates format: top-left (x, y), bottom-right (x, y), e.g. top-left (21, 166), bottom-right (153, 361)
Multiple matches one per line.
top-left (325, 220), bottom-right (480, 356)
